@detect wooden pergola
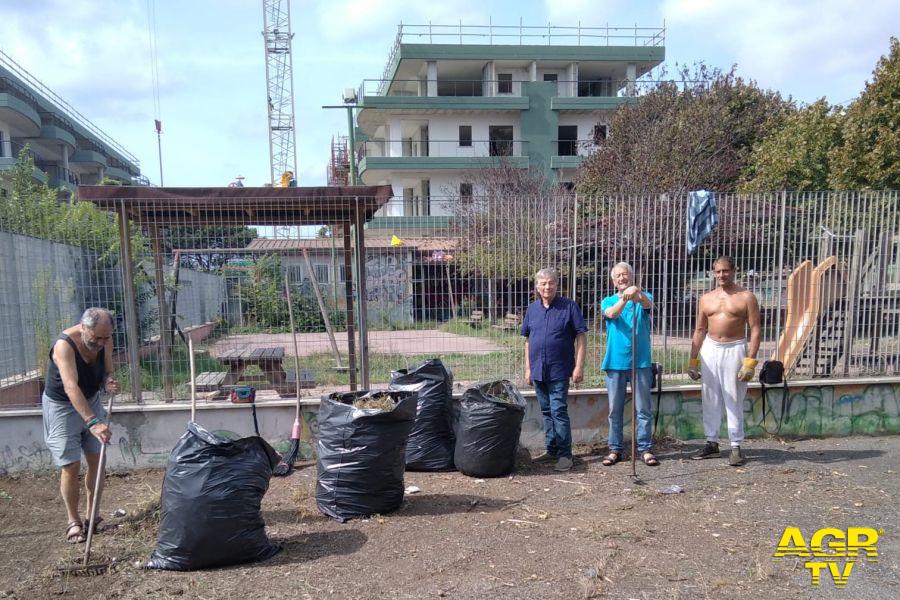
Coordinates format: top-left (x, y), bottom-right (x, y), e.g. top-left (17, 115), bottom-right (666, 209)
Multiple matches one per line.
top-left (79, 184), bottom-right (393, 402)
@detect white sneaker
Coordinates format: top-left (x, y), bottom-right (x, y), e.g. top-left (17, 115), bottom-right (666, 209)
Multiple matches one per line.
top-left (553, 456), bottom-right (573, 472)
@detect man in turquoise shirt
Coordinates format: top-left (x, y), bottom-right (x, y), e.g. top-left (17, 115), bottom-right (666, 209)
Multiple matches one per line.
top-left (600, 262), bottom-right (658, 467)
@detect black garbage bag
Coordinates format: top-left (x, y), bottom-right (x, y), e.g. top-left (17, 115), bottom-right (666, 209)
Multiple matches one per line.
top-left (316, 390), bottom-right (416, 522)
top-left (146, 423), bottom-right (281, 571)
top-left (389, 358), bottom-right (455, 471)
top-left (454, 380), bottom-right (526, 478)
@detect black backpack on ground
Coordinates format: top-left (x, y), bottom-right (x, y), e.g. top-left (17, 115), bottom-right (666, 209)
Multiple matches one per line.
top-left (759, 360), bottom-right (790, 434)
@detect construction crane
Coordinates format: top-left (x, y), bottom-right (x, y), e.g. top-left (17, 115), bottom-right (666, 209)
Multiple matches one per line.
top-left (261, 0), bottom-right (298, 186)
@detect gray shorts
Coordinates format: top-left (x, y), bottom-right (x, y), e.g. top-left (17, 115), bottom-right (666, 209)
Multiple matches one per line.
top-left (42, 393), bottom-right (106, 467)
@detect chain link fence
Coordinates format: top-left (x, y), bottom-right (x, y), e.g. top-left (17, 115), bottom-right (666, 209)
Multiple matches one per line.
top-left (1, 190), bottom-right (897, 406)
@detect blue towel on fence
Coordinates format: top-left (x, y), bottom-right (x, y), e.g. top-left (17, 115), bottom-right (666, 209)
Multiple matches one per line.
top-left (686, 190), bottom-right (718, 255)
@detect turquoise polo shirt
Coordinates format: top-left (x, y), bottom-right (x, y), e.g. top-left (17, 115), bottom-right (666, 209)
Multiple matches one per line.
top-left (600, 292), bottom-right (653, 371)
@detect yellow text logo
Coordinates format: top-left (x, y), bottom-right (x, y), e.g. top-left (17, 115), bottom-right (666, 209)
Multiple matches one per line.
top-left (774, 526), bottom-right (881, 587)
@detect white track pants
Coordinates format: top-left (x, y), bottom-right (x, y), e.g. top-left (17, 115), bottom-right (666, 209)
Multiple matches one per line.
top-left (700, 337), bottom-right (747, 446)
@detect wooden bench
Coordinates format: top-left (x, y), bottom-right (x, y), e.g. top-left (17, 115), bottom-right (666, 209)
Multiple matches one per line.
top-left (280, 368), bottom-right (317, 396)
top-left (195, 371), bottom-right (228, 392)
top-left (492, 313), bottom-right (522, 331)
top-left (460, 310), bottom-right (485, 326)
top-left (217, 347), bottom-right (287, 388)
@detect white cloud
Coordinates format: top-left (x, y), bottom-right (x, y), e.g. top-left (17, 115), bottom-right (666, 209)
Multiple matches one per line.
top-left (313, 0), bottom-right (491, 43)
top-left (543, 0), bottom-right (632, 27)
top-left (662, 0), bottom-right (899, 102)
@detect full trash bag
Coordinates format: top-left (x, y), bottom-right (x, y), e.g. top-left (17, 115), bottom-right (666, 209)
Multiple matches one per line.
top-left (453, 380), bottom-right (526, 478)
top-left (146, 423), bottom-right (281, 570)
top-left (389, 358), bottom-right (455, 471)
top-left (316, 390), bottom-right (416, 522)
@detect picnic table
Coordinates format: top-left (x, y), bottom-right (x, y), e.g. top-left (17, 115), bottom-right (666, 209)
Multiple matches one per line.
top-left (217, 347), bottom-right (287, 388)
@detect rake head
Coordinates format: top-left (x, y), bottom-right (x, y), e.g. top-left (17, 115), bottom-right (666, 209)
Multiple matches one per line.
top-left (58, 559), bottom-right (114, 577)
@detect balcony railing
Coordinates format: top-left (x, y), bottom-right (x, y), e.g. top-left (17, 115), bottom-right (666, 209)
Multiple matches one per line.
top-left (35, 162), bottom-right (80, 186)
top-left (0, 49), bottom-right (140, 166)
top-left (361, 139), bottom-right (527, 160)
top-left (361, 78), bottom-right (699, 99)
top-left (0, 139), bottom-right (34, 161)
top-left (552, 139), bottom-right (602, 157)
top-left (376, 22), bottom-right (665, 95)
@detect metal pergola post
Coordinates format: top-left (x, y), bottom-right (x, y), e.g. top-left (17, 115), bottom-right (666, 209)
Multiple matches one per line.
top-left (150, 224), bottom-right (174, 401)
top-left (117, 201), bottom-right (142, 404)
top-left (353, 197), bottom-right (370, 388)
top-left (343, 221), bottom-right (358, 390)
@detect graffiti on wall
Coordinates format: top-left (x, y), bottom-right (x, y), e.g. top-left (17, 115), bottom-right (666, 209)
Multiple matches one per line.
top-left (0, 442), bottom-right (53, 476)
top-left (650, 384), bottom-right (900, 440)
top-left (365, 252), bottom-right (413, 327)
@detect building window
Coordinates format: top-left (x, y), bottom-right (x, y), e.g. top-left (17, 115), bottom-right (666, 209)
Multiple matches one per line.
top-left (489, 125), bottom-right (514, 157)
top-left (458, 125), bottom-right (472, 147)
top-left (557, 125), bottom-right (578, 156)
top-left (459, 182), bottom-right (473, 202)
top-left (498, 73), bottom-right (513, 94)
top-left (286, 265), bottom-right (304, 285)
top-left (543, 73), bottom-right (558, 82)
top-left (339, 264), bottom-right (348, 282)
top-left (314, 264), bottom-right (330, 284)
top-left (592, 123), bottom-right (608, 145)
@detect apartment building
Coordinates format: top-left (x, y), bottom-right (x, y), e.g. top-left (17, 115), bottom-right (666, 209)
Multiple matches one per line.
top-left (351, 23), bottom-right (665, 220)
top-left (0, 50), bottom-right (145, 195)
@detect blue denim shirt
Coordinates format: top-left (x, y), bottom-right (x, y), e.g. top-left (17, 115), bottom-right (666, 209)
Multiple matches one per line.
top-left (521, 296), bottom-right (588, 383)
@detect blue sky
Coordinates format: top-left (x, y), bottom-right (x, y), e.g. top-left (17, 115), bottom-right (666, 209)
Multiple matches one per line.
top-left (2, 0), bottom-right (897, 187)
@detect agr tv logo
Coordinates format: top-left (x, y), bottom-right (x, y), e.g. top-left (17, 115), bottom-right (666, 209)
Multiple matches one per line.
top-left (774, 526), bottom-right (881, 587)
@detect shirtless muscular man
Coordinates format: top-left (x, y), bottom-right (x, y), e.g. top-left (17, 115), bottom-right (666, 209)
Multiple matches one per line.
top-left (687, 256), bottom-right (761, 466)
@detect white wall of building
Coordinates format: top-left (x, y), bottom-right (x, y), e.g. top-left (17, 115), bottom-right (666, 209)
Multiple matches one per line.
top-left (558, 113), bottom-right (612, 156)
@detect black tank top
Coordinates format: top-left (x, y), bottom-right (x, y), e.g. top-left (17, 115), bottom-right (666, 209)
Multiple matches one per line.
top-left (44, 333), bottom-right (106, 403)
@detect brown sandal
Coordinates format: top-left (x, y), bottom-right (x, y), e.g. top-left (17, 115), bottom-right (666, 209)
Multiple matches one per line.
top-left (602, 452), bottom-right (622, 466)
top-left (65, 520), bottom-right (85, 544)
top-left (642, 452), bottom-right (660, 466)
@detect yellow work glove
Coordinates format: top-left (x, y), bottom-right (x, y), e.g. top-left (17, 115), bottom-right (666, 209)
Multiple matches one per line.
top-left (687, 358), bottom-right (701, 381)
top-left (737, 357), bottom-right (758, 382)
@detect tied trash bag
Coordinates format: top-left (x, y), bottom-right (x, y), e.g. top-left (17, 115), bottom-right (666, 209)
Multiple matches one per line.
top-left (454, 380), bottom-right (526, 478)
top-left (147, 423), bottom-right (281, 571)
top-left (389, 358), bottom-right (455, 471)
top-left (316, 390), bottom-right (416, 522)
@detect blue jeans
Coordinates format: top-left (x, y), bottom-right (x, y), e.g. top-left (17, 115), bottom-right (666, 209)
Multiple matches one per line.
top-left (533, 379), bottom-right (572, 458)
top-left (605, 368), bottom-right (653, 453)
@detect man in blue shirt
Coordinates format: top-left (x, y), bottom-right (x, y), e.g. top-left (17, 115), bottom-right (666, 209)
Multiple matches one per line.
top-left (600, 262), bottom-right (659, 467)
top-left (522, 268), bottom-right (587, 472)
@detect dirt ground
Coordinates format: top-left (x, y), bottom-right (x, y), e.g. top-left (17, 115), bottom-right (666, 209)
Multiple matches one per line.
top-left (0, 436), bottom-right (897, 600)
top-left (212, 330), bottom-right (504, 357)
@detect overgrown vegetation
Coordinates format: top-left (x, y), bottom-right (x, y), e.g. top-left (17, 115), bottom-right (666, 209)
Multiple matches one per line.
top-left (238, 255), bottom-right (346, 332)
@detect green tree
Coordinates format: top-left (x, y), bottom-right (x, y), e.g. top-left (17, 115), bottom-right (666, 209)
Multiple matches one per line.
top-left (829, 37), bottom-right (900, 190)
top-left (164, 225), bottom-right (258, 271)
top-left (740, 99), bottom-right (843, 192)
top-left (577, 64), bottom-right (793, 196)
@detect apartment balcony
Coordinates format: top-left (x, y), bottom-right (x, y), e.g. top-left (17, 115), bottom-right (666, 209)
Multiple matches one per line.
top-left (70, 147), bottom-right (108, 167)
top-left (358, 139), bottom-right (529, 180)
top-left (105, 165), bottom-right (135, 183)
top-left (356, 78), bottom-right (643, 130)
top-left (550, 139), bottom-right (601, 169)
top-left (35, 162), bottom-right (79, 191)
top-left (0, 139), bottom-right (46, 183)
top-left (0, 78), bottom-right (42, 136)
top-left (375, 23), bottom-right (665, 94)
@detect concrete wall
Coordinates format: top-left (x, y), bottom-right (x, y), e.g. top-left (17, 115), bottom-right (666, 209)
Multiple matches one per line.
top-left (171, 268), bottom-right (227, 328)
top-left (0, 231), bottom-right (225, 399)
top-left (3, 378), bottom-right (897, 475)
top-left (0, 231), bottom-right (101, 380)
